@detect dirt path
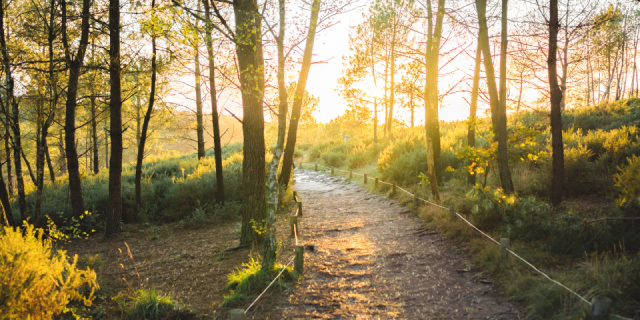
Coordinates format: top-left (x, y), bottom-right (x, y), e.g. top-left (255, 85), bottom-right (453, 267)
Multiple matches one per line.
top-left (264, 169), bottom-right (521, 319)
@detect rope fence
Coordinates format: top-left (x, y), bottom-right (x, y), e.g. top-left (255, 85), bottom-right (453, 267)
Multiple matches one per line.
top-left (297, 161), bottom-right (632, 320)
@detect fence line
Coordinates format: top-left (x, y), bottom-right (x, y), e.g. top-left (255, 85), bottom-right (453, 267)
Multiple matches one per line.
top-left (300, 162), bottom-right (632, 320)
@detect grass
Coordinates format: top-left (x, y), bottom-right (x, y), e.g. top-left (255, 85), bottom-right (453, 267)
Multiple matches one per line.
top-left (119, 289), bottom-right (184, 320)
top-left (221, 256), bottom-right (295, 309)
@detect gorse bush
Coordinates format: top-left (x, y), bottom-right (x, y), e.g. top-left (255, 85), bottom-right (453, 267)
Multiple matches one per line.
top-left (614, 154), bottom-right (640, 215)
top-left (0, 223), bottom-right (98, 319)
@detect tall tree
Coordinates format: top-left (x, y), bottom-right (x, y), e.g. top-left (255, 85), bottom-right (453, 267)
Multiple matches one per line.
top-left (424, 0), bottom-right (445, 200)
top-left (194, 10), bottom-right (205, 160)
top-left (475, 0), bottom-right (513, 193)
top-left (0, 0), bottom-right (28, 221)
top-left (278, 0), bottom-right (322, 190)
top-left (202, 0), bottom-right (224, 204)
top-left (135, 0), bottom-right (159, 218)
top-left (234, 0), bottom-right (267, 245)
top-left (468, 42), bottom-right (481, 186)
top-left (549, 0), bottom-right (565, 206)
top-left (263, 0), bottom-right (288, 270)
top-left (62, 0), bottom-right (92, 219)
top-left (106, 0), bottom-right (123, 236)
top-left (497, 0), bottom-right (513, 193)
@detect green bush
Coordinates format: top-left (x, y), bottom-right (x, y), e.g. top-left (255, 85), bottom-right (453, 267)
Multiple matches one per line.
top-left (377, 137), bottom-right (427, 185)
top-left (0, 223), bottom-right (98, 319)
top-left (321, 151), bottom-right (347, 167)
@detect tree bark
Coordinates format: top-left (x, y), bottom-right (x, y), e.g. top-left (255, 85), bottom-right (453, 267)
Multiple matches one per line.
top-left (234, 0), bottom-right (267, 245)
top-left (194, 33), bottom-right (205, 160)
top-left (497, 0), bottom-right (514, 193)
top-left (4, 128), bottom-right (11, 196)
top-left (62, 0), bottom-right (92, 219)
top-left (548, 0), bottom-right (565, 206)
top-left (387, 20), bottom-right (396, 139)
top-left (262, 0), bottom-right (288, 270)
top-left (0, 2), bottom-right (28, 220)
top-left (0, 164), bottom-right (12, 226)
top-left (424, 0), bottom-right (445, 200)
top-left (203, 0), bottom-right (224, 203)
top-left (476, 0), bottom-right (513, 193)
top-left (468, 42), bottom-right (481, 186)
top-left (278, 0), bottom-right (321, 190)
top-left (134, 0), bottom-right (158, 220)
top-left (106, 0), bottom-right (123, 236)
top-left (45, 141), bottom-right (55, 182)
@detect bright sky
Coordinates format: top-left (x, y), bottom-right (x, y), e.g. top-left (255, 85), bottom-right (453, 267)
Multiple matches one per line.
top-left (305, 2), bottom-right (474, 125)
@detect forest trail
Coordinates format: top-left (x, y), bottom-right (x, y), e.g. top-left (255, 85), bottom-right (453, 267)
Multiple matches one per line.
top-left (265, 168), bottom-right (521, 319)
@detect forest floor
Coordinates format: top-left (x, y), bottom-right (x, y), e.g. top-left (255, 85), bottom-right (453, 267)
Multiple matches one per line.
top-left (61, 167), bottom-right (522, 319)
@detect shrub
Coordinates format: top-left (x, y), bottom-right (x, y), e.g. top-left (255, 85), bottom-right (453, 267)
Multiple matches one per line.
top-left (0, 223), bottom-right (98, 319)
top-left (321, 151), bottom-right (347, 167)
top-left (614, 154), bottom-right (640, 212)
top-left (377, 137), bottom-right (427, 185)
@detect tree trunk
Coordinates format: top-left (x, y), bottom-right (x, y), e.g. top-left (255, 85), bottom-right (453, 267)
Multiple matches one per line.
top-left (4, 128), bottom-right (11, 196)
top-left (277, 0), bottom-right (321, 191)
top-left (106, 0), bottom-right (123, 236)
top-left (0, 164), bottom-right (12, 226)
top-left (387, 23), bottom-right (396, 139)
top-left (62, 0), bottom-right (92, 219)
top-left (497, 0), bottom-right (514, 193)
top-left (202, 0), bottom-right (224, 203)
top-left (410, 87), bottom-right (414, 127)
top-left (194, 28), bottom-right (205, 160)
top-left (476, 0), bottom-right (513, 193)
top-left (21, 149), bottom-right (36, 186)
top-left (58, 130), bottom-right (66, 174)
top-left (424, 0), bottom-right (445, 200)
top-left (262, 0), bottom-right (288, 270)
top-left (45, 140), bottom-right (55, 182)
top-left (134, 0), bottom-right (157, 220)
top-left (374, 97), bottom-right (378, 145)
top-left (91, 96), bottom-right (99, 173)
top-left (234, 0), bottom-right (267, 245)
top-left (548, 0), bottom-right (565, 206)
top-left (468, 42), bottom-right (481, 186)
top-left (0, 3), bottom-right (27, 220)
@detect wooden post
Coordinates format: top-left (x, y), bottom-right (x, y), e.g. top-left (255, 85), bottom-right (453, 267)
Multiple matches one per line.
top-left (331, 167), bottom-right (334, 175)
top-left (290, 216), bottom-right (298, 238)
top-left (349, 170), bottom-right (352, 179)
top-left (414, 194), bottom-right (418, 206)
top-left (297, 201), bottom-right (303, 217)
top-left (449, 206), bottom-right (455, 220)
top-left (590, 297), bottom-right (612, 320)
top-left (294, 245), bottom-right (304, 274)
top-left (314, 164), bottom-right (317, 171)
top-left (364, 174), bottom-right (368, 184)
top-left (229, 309), bottom-right (244, 320)
top-left (375, 178), bottom-right (378, 188)
top-left (293, 191), bottom-right (297, 202)
top-left (500, 238), bottom-right (509, 262)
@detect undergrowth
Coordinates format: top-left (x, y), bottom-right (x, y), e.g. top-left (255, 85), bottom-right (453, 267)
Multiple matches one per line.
top-left (221, 256), bottom-right (295, 309)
